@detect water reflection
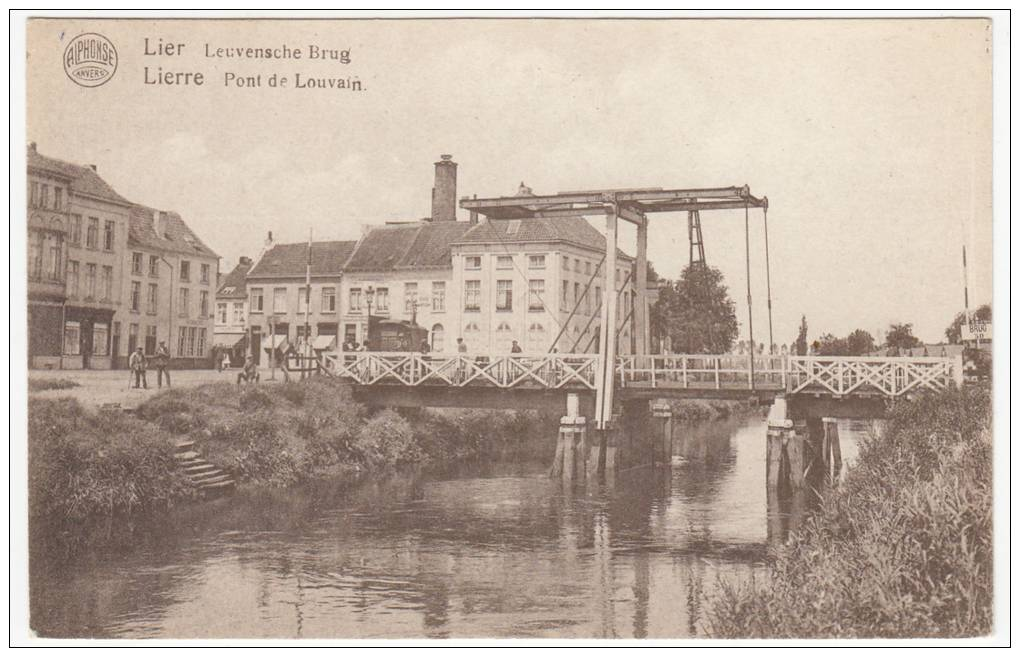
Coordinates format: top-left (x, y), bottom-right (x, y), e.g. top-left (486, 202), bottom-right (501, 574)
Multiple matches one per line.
top-left (30, 416), bottom-right (866, 639)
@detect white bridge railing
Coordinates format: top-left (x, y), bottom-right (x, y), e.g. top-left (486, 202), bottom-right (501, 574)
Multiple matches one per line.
top-left (319, 352), bottom-right (962, 397)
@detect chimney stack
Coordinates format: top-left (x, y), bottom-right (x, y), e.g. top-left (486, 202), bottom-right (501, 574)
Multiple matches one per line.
top-left (239, 256), bottom-right (252, 266)
top-left (265, 231), bottom-right (274, 248)
top-left (28, 142), bottom-right (37, 152)
top-left (431, 154), bottom-right (457, 222)
top-left (88, 164), bottom-right (97, 172)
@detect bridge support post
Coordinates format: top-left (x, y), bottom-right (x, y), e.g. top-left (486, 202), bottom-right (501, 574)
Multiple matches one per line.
top-left (650, 399), bottom-right (673, 466)
top-left (766, 395), bottom-right (811, 490)
top-left (551, 393), bottom-right (587, 482)
top-left (821, 417), bottom-right (843, 483)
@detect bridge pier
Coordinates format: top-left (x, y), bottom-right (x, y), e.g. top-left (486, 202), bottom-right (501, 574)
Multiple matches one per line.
top-left (551, 394), bottom-right (588, 481)
top-left (650, 399), bottom-right (673, 466)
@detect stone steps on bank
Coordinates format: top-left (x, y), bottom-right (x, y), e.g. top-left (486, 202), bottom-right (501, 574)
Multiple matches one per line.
top-left (173, 437), bottom-right (235, 495)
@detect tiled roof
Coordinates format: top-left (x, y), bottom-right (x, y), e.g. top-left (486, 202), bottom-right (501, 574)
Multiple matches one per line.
top-left (217, 259), bottom-right (252, 298)
top-left (27, 146), bottom-right (131, 205)
top-left (344, 225), bottom-right (422, 272)
top-left (248, 240), bottom-right (358, 278)
top-left (397, 221), bottom-right (474, 269)
top-left (128, 204), bottom-right (219, 259)
top-left (455, 216), bottom-right (632, 259)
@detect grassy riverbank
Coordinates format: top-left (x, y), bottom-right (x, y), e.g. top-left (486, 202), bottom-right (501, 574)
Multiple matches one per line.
top-left (29, 377), bottom-right (557, 523)
top-left (706, 385), bottom-right (993, 638)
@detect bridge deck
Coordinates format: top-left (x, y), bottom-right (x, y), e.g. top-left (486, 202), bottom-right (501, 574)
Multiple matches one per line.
top-left (318, 352), bottom-right (962, 399)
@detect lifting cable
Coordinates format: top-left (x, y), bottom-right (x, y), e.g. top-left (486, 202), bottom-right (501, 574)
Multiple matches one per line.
top-left (577, 269), bottom-right (634, 354)
top-left (547, 254), bottom-right (607, 353)
top-left (744, 201), bottom-right (756, 389)
top-left (762, 200), bottom-right (774, 353)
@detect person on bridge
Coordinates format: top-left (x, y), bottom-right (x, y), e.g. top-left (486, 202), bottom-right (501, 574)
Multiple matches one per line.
top-left (129, 347), bottom-right (148, 389)
top-left (419, 339), bottom-right (431, 354)
top-left (154, 341), bottom-right (171, 388)
top-left (457, 338), bottom-right (467, 353)
top-left (510, 340), bottom-right (522, 354)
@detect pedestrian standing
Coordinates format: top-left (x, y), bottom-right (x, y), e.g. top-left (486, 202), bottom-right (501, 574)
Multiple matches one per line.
top-left (129, 346), bottom-right (148, 389)
top-left (154, 341), bottom-right (171, 388)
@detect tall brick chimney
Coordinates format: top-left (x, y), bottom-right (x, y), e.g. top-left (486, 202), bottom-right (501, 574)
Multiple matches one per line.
top-left (431, 154), bottom-right (457, 222)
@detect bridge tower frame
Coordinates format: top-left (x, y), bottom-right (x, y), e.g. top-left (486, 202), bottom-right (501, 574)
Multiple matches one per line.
top-left (461, 185), bottom-right (769, 454)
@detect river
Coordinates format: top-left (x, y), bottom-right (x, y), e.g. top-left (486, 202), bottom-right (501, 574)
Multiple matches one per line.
top-left (30, 415), bottom-right (864, 639)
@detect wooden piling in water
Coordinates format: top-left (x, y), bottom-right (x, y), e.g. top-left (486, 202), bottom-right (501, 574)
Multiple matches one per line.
top-left (822, 417), bottom-right (842, 482)
top-left (650, 399), bottom-right (673, 466)
top-left (551, 393), bottom-right (587, 481)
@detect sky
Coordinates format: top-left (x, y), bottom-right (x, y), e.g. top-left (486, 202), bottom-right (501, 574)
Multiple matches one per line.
top-left (27, 18), bottom-right (993, 346)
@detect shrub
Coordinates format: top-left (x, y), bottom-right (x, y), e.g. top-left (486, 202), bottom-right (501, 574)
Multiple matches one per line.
top-left (226, 413), bottom-right (300, 487)
top-left (239, 387), bottom-right (274, 411)
top-left (706, 386), bottom-right (993, 638)
top-left (353, 410), bottom-right (420, 467)
top-left (29, 398), bottom-right (194, 520)
top-left (28, 378), bottom-right (80, 392)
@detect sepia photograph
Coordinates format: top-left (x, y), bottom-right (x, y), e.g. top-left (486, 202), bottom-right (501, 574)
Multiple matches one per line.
top-left (11, 10), bottom-right (1008, 643)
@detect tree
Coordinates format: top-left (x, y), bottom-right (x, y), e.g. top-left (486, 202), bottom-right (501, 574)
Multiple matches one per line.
top-left (886, 323), bottom-right (920, 351)
top-left (650, 264), bottom-right (738, 354)
top-left (945, 304), bottom-right (991, 344)
top-left (813, 328), bottom-right (875, 356)
top-left (793, 315), bottom-right (808, 355)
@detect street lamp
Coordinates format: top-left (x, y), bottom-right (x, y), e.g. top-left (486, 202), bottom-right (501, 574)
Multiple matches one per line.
top-left (364, 286), bottom-right (375, 349)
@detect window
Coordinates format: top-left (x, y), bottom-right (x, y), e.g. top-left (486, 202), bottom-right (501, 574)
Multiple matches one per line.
top-left (465, 255), bottom-right (481, 270)
top-left (273, 287), bottom-right (287, 313)
top-left (92, 323), bottom-right (109, 356)
top-left (495, 322), bottom-right (514, 350)
top-left (200, 263), bottom-right (210, 284)
top-left (149, 255), bottom-right (159, 277)
top-left (574, 259), bottom-right (582, 273)
top-left (348, 288), bottom-right (362, 312)
top-left (180, 260), bottom-right (191, 282)
top-left (496, 255), bottom-right (513, 270)
top-left (464, 280), bottom-right (481, 311)
top-left (431, 281), bottom-right (445, 312)
top-left (217, 302), bottom-right (227, 324)
top-left (85, 264), bottom-right (97, 299)
top-left (29, 181), bottom-right (39, 207)
top-left (197, 328), bottom-right (207, 357)
top-left (431, 323), bottom-right (445, 353)
top-left (297, 287), bottom-right (309, 314)
top-left (66, 261), bottom-right (79, 298)
top-left (321, 287), bottom-right (336, 313)
top-left (404, 282), bottom-right (418, 313)
top-left (562, 256), bottom-right (570, 271)
top-left (101, 266), bottom-right (113, 301)
top-left (584, 285), bottom-right (591, 315)
top-left (232, 302), bottom-right (245, 324)
top-left (128, 323), bottom-right (139, 355)
top-left (561, 280), bottom-right (569, 311)
top-left (145, 325), bottom-right (157, 355)
top-left (527, 322), bottom-right (546, 352)
top-left (48, 236), bottom-right (62, 280)
top-left (596, 286), bottom-right (602, 310)
top-left (130, 281), bottom-right (141, 311)
top-left (69, 214), bottom-right (82, 245)
top-left (574, 283), bottom-right (581, 309)
top-left (86, 217), bottom-right (99, 249)
top-left (63, 321), bottom-right (80, 355)
top-left (496, 279), bottom-right (513, 311)
top-left (54, 187), bottom-right (63, 211)
top-left (28, 232), bottom-right (43, 279)
top-left (249, 288), bottom-right (264, 313)
top-left (200, 291), bottom-right (209, 317)
top-left (40, 185), bottom-right (49, 209)
top-left (585, 261), bottom-right (592, 275)
top-left (131, 253), bottom-right (142, 275)
top-left (528, 254), bottom-right (545, 270)
top-left (528, 279), bottom-right (545, 310)
top-left (103, 220), bottom-right (115, 251)
top-left (179, 287), bottom-right (190, 317)
top-left (178, 327), bottom-right (187, 356)
top-left (375, 287), bottom-right (389, 312)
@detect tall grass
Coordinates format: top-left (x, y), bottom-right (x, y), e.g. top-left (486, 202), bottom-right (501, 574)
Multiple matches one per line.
top-left (29, 398), bottom-right (194, 520)
top-left (706, 385), bottom-right (993, 638)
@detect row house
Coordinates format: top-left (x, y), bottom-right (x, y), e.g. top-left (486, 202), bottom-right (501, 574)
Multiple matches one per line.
top-left (245, 239), bottom-right (357, 368)
top-left (26, 144), bottom-right (218, 369)
top-left (213, 255), bottom-right (254, 363)
top-left (449, 216), bottom-right (635, 355)
top-left (340, 220), bottom-right (472, 353)
top-left (123, 205), bottom-right (220, 368)
top-left (28, 144), bottom-right (133, 369)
